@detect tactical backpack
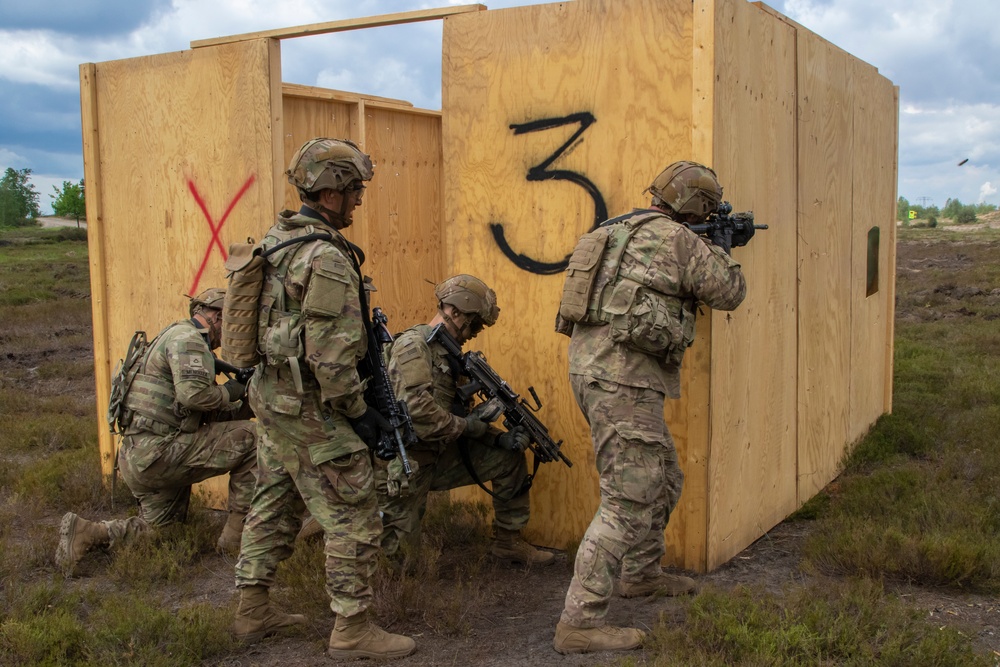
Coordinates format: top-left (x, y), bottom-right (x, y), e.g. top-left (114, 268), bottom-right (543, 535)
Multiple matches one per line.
top-left (106, 330), bottom-right (149, 435)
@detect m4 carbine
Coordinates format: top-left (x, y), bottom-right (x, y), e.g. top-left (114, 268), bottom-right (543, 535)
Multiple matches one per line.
top-left (426, 324), bottom-right (572, 468)
top-left (685, 201), bottom-right (768, 252)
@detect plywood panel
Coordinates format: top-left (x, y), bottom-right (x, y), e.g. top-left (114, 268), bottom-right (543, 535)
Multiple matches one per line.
top-left (796, 33), bottom-right (854, 499)
top-left (848, 60), bottom-right (897, 442)
top-left (85, 39), bottom-right (282, 504)
top-left (702, 0), bottom-right (799, 570)
top-left (442, 0), bottom-right (695, 552)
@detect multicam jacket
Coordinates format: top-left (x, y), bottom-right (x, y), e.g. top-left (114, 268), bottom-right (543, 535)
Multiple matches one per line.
top-left (567, 210), bottom-right (746, 398)
top-left (248, 207), bottom-right (369, 464)
top-left (123, 319), bottom-right (231, 437)
top-left (386, 323), bottom-right (467, 450)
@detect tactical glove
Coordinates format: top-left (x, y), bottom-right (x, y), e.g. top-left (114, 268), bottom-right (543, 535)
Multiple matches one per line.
top-left (709, 228), bottom-right (732, 255)
top-left (223, 378), bottom-right (247, 402)
top-left (348, 406), bottom-right (392, 451)
top-left (496, 425), bottom-right (530, 452)
top-left (464, 415), bottom-right (490, 440)
top-left (730, 220), bottom-right (756, 248)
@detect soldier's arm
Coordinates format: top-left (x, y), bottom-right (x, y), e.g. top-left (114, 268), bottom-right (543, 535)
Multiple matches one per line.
top-left (674, 226), bottom-right (747, 311)
top-left (387, 332), bottom-right (465, 443)
top-left (301, 246), bottom-right (368, 419)
top-left (166, 329), bottom-right (229, 411)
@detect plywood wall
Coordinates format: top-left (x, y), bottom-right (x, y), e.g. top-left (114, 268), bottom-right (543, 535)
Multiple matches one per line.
top-left (698, 0), bottom-right (800, 570)
top-left (442, 0), bottom-right (699, 554)
top-left (82, 39), bottom-right (283, 500)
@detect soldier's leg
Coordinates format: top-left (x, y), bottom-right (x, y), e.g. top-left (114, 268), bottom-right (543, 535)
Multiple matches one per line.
top-left (374, 451), bottom-right (438, 558)
top-left (559, 377), bottom-right (663, 629)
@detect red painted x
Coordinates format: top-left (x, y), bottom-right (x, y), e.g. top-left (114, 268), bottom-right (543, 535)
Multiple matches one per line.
top-left (187, 174), bottom-right (256, 295)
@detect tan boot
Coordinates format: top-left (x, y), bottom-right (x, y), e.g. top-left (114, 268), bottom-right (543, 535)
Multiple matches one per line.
top-left (327, 610), bottom-right (416, 660)
top-left (490, 528), bottom-right (555, 566)
top-left (296, 515), bottom-right (323, 542)
top-left (618, 571), bottom-right (697, 598)
top-left (215, 512), bottom-right (246, 555)
top-left (231, 585), bottom-right (308, 643)
top-left (553, 621), bottom-right (645, 654)
top-left (55, 512), bottom-right (110, 576)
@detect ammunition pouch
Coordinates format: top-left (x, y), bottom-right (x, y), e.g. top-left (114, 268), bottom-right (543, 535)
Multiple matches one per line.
top-left (603, 279), bottom-right (695, 359)
top-left (262, 315), bottom-right (307, 394)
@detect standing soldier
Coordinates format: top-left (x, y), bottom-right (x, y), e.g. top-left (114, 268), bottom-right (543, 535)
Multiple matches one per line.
top-left (231, 138), bottom-right (415, 661)
top-left (552, 162), bottom-right (750, 654)
top-left (375, 274), bottom-right (554, 567)
top-left (55, 288), bottom-right (257, 575)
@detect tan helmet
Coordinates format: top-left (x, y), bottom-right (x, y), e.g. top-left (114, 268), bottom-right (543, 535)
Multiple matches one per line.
top-left (286, 138), bottom-right (374, 196)
top-left (647, 161), bottom-right (723, 222)
top-left (189, 287), bottom-right (226, 317)
top-left (435, 274), bottom-right (500, 327)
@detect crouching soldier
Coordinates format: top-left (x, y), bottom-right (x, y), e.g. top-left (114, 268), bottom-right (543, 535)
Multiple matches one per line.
top-left (55, 288), bottom-right (257, 576)
top-left (375, 274), bottom-right (554, 567)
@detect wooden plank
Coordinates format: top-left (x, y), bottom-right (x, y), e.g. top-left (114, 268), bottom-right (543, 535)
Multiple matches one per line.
top-left (702, 0), bottom-right (799, 570)
top-left (90, 40), bottom-right (279, 503)
top-left (796, 29), bottom-right (854, 500)
top-left (191, 4), bottom-right (486, 49)
top-left (885, 86), bottom-right (899, 414)
top-left (79, 62), bottom-right (115, 479)
top-left (443, 0), bottom-right (695, 556)
top-left (848, 59), bottom-right (896, 443)
top-left (282, 82), bottom-right (415, 109)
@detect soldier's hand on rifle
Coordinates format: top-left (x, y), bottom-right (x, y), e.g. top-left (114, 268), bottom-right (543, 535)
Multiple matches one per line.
top-left (731, 220), bottom-right (756, 248)
top-left (224, 378), bottom-right (247, 402)
top-left (709, 227), bottom-right (733, 255)
top-left (348, 406), bottom-right (392, 450)
top-left (463, 415), bottom-right (490, 439)
top-left (496, 425), bottom-right (530, 452)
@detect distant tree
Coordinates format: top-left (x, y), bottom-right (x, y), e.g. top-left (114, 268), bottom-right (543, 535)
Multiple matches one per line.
top-left (0, 167), bottom-right (41, 227)
top-left (51, 179), bottom-right (86, 226)
top-left (896, 196), bottom-right (911, 221)
top-left (974, 202), bottom-right (997, 214)
top-left (942, 198), bottom-right (963, 220)
top-left (956, 206), bottom-right (977, 224)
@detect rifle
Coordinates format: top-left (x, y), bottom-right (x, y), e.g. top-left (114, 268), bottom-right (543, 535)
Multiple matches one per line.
top-left (359, 307), bottom-right (416, 475)
top-left (685, 201), bottom-right (768, 251)
top-left (213, 356), bottom-right (255, 385)
top-left (426, 323), bottom-right (572, 468)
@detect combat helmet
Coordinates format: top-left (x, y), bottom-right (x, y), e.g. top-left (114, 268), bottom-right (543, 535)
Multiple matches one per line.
top-left (647, 161), bottom-right (723, 222)
top-left (286, 138), bottom-right (373, 197)
top-left (189, 287), bottom-right (226, 317)
top-left (435, 274), bottom-right (500, 327)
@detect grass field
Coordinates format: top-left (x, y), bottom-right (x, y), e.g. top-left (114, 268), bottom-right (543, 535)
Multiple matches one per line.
top-left (1, 224), bottom-right (999, 666)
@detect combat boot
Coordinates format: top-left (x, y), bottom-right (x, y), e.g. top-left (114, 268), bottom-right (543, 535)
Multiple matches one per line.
top-left (55, 512), bottom-right (110, 576)
top-left (618, 571), bottom-right (697, 598)
top-left (553, 621), bottom-right (645, 654)
top-left (231, 585), bottom-right (307, 643)
top-left (490, 527), bottom-right (555, 566)
top-left (215, 512), bottom-right (246, 555)
top-left (327, 610), bottom-right (416, 660)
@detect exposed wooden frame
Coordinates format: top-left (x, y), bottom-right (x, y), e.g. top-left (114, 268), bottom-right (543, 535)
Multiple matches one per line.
top-left (191, 4), bottom-right (487, 49)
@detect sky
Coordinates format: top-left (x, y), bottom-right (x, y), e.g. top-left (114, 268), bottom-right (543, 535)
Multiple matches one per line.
top-left (0, 0), bottom-right (996, 214)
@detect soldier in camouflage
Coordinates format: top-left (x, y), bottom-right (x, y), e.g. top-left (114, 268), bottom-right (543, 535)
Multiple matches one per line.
top-left (55, 288), bottom-right (257, 576)
top-left (231, 137), bottom-right (415, 660)
top-left (375, 274), bottom-right (554, 567)
top-left (552, 162), bottom-right (749, 654)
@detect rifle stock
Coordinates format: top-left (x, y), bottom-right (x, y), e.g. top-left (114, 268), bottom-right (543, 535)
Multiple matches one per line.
top-left (427, 324), bottom-right (572, 468)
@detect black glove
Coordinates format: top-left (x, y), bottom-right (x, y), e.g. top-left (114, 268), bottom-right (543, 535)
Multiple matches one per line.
top-left (464, 415), bottom-right (490, 440)
top-left (709, 227), bottom-right (732, 255)
top-left (348, 406), bottom-right (392, 450)
top-left (223, 378), bottom-right (247, 402)
top-left (496, 425), bottom-right (530, 452)
top-left (730, 220), bottom-right (756, 248)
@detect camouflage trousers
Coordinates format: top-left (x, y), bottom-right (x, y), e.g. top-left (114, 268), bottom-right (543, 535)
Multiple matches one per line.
top-left (234, 420), bottom-right (381, 617)
top-left (117, 420), bottom-right (257, 527)
top-left (374, 434), bottom-right (531, 557)
top-left (560, 374), bottom-right (684, 628)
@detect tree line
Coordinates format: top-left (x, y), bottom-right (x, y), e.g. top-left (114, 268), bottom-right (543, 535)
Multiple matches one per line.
top-left (0, 167), bottom-right (86, 227)
top-left (897, 196), bottom-right (997, 225)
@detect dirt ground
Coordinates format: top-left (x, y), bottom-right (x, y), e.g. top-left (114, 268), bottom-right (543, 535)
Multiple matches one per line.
top-left (29, 229), bottom-right (1000, 666)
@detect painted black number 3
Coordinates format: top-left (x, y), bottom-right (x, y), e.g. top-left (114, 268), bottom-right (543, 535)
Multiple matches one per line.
top-left (490, 112), bottom-right (608, 275)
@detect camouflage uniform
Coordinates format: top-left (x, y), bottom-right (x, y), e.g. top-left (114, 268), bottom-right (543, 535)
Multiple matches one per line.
top-left (375, 324), bottom-right (530, 556)
top-left (111, 318), bottom-right (257, 542)
top-left (234, 207), bottom-right (381, 619)
top-left (560, 210), bottom-right (746, 628)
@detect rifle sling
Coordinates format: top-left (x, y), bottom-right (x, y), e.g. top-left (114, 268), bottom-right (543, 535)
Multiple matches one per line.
top-left (455, 435), bottom-right (535, 503)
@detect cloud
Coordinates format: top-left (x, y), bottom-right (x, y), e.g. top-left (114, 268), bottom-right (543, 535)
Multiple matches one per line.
top-left (980, 182), bottom-right (998, 203)
top-left (0, 0), bottom-right (173, 37)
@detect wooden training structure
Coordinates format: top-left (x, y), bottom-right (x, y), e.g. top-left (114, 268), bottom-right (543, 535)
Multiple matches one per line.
top-left (82, 0), bottom-right (897, 571)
